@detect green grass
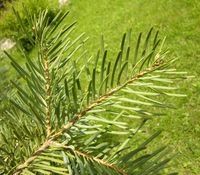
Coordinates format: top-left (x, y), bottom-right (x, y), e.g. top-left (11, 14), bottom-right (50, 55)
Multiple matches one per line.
top-left (63, 1), bottom-right (200, 174)
top-left (1, 0), bottom-right (200, 174)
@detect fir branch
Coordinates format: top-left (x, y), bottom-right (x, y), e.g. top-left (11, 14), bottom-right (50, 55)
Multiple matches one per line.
top-left (1, 8), bottom-right (184, 175)
top-left (51, 62), bottom-right (162, 139)
top-left (11, 62), bottom-right (163, 175)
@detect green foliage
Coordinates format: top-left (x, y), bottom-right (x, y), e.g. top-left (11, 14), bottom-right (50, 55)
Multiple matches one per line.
top-left (0, 9), bottom-right (187, 175)
top-left (0, 0), bottom-right (60, 50)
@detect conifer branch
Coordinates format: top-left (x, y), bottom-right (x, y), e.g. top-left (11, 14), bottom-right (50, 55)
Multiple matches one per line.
top-left (1, 8), bottom-right (185, 175)
top-left (51, 62), bottom-right (162, 139)
top-left (11, 62), bottom-right (163, 175)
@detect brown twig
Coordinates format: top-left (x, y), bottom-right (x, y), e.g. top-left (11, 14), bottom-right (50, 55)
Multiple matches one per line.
top-left (75, 149), bottom-right (128, 175)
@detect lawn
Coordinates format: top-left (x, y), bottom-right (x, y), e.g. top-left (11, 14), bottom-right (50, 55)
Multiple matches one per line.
top-left (65, 1), bottom-right (200, 173)
top-left (1, 0), bottom-right (200, 174)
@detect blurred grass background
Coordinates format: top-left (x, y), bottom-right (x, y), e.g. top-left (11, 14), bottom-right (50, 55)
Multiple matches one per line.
top-left (0, 0), bottom-right (200, 174)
